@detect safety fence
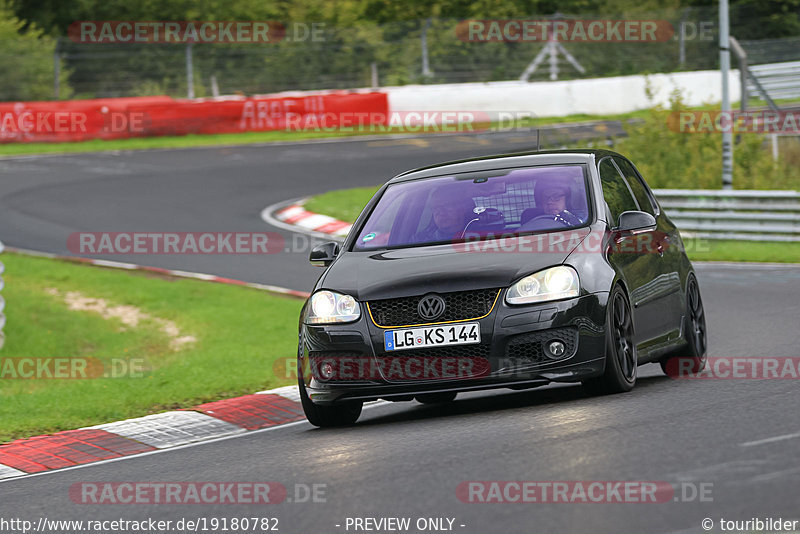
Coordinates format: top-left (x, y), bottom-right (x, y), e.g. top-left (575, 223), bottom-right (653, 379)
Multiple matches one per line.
top-left (653, 189), bottom-right (800, 241)
top-left (0, 92), bottom-right (387, 143)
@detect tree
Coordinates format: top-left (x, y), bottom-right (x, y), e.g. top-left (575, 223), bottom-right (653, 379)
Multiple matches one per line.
top-left (0, 4), bottom-right (70, 101)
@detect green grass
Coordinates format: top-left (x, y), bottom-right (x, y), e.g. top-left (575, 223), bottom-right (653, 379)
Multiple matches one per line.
top-left (304, 186), bottom-right (381, 223)
top-left (0, 252), bottom-right (303, 442)
top-left (684, 239), bottom-right (800, 263)
top-left (303, 186), bottom-right (800, 263)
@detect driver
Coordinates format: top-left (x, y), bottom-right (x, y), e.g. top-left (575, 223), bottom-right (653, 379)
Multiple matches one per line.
top-left (533, 179), bottom-right (583, 227)
top-left (416, 187), bottom-right (475, 242)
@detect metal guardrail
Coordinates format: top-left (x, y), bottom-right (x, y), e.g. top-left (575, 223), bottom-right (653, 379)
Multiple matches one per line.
top-left (653, 189), bottom-right (800, 242)
top-left (747, 60), bottom-right (800, 102)
top-left (0, 239), bottom-right (4, 350)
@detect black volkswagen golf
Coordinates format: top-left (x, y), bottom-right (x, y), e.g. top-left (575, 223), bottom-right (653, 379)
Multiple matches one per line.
top-left (297, 149), bottom-right (707, 427)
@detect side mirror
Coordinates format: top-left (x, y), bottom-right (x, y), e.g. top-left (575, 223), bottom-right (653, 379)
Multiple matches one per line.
top-left (616, 211), bottom-right (657, 233)
top-left (309, 241), bottom-right (340, 267)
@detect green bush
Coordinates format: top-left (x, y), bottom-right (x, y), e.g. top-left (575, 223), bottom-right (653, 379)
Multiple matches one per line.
top-left (617, 92), bottom-right (800, 190)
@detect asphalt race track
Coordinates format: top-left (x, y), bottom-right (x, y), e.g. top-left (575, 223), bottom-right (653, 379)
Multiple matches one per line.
top-left (1, 133), bottom-right (799, 533)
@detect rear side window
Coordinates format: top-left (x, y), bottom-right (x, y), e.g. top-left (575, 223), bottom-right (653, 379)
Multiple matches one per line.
top-left (614, 157), bottom-right (657, 216)
top-left (598, 158), bottom-right (638, 227)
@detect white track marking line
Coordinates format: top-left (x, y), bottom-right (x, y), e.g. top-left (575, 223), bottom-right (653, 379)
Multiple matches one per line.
top-left (748, 465), bottom-right (800, 483)
top-left (740, 431), bottom-right (800, 447)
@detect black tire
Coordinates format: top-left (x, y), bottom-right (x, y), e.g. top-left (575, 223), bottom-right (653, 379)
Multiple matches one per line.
top-left (660, 274), bottom-right (707, 377)
top-left (415, 391), bottom-right (458, 404)
top-left (298, 376), bottom-right (362, 427)
top-left (582, 285), bottom-right (637, 395)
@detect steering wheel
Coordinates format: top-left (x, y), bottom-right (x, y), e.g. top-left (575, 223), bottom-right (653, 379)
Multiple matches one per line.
top-left (529, 213), bottom-right (571, 227)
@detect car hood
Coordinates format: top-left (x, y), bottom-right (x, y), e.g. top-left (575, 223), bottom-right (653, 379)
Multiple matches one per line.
top-left (318, 228), bottom-right (591, 301)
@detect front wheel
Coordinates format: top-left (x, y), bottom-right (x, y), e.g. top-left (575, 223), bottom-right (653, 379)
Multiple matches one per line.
top-left (660, 274), bottom-right (707, 377)
top-left (582, 285), bottom-right (637, 395)
top-left (298, 377), bottom-right (362, 427)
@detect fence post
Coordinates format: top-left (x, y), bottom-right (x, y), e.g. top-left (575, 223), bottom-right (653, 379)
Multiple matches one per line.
top-left (719, 0), bottom-right (734, 190)
top-left (678, 8), bottom-right (689, 68)
top-left (53, 37), bottom-right (61, 100)
top-left (370, 62), bottom-right (379, 90)
top-left (210, 75), bottom-right (220, 97)
top-left (421, 18), bottom-right (433, 78)
top-left (186, 42), bottom-right (195, 99)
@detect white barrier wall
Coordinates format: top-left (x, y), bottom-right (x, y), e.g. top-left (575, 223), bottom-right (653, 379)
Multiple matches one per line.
top-left (385, 70), bottom-right (741, 117)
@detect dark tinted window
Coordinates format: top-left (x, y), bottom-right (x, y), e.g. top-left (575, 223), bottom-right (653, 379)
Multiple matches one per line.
top-left (614, 157), bottom-right (656, 215)
top-left (353, 165), bottom-right (591, 250)
top-left (598, 158), bottom-right (638, 226)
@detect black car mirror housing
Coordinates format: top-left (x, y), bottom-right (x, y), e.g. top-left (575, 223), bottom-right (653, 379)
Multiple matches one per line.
top-left (309, 241), bottom-right (340, 267)
top-left (615, 211), bottom-right (657, 233)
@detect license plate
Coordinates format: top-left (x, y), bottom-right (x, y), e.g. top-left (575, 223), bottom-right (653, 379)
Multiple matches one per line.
top-left (384, 323), bottom-right (480, 351)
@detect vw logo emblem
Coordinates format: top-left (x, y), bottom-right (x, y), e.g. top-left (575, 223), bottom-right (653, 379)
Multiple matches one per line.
top-left (418, 294), bottom-right (446, 321)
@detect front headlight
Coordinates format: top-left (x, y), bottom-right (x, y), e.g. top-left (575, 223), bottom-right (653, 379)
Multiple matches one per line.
top-left (505, 266), bottom-right (579, 305)
top-left (305, 290), bottom-right (361, 324)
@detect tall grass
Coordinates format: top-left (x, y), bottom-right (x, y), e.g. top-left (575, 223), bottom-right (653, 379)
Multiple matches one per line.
top-left (616, 93), bottom-right (800, 190)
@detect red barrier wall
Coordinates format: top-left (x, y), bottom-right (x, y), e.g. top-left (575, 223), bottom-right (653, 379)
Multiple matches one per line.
top-left (0, 92), bottom-right (388, 143)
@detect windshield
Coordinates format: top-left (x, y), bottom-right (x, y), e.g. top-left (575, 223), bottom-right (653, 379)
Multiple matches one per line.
top-left (353, 165), bottom-right (591, 251)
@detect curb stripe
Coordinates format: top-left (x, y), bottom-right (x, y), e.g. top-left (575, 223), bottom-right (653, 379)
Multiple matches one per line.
top-left (0, 464), bottom-right (25, 479)
top-left (258, 385), bottom-right (302, 404)
top-left (0, 429), bottom-right (156, 473)
top-left (0, 388), bottom-right (308, 480)
top-left (89, 411), bottom-right (246, 450)
top-left (195, 394), bottom-right (305, 430)
top-left (273, 203), bottom-right (352, 238)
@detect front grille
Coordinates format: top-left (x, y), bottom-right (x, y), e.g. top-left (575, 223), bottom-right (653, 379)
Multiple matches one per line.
top-left (377, 344), bottom-right (491, 381)
top-left (368, 288), bottom-right (501, 327)
top-left (504, 327), bottom-right (578, 365)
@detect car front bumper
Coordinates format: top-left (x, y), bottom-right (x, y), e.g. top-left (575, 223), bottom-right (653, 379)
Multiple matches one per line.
top-left (299, 292), bottom-right (609, 405)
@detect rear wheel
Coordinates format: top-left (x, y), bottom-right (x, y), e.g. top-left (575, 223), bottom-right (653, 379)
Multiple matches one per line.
top-left (582, 285), bottom-right (637, 395)
top-left (416, 391), bottom-right (457, 404)
top-left (298, 376), bottom-right (362, 427)
top-left (660, 275), bottom-right (707, 377)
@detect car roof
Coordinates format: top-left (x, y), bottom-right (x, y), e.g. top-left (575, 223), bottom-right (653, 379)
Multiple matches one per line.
top-left (388, 148), bottom-right (623, 184)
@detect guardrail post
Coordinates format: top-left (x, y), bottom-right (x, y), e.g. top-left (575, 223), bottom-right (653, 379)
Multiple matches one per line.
top-left (719, 0), bottom-right (734, 190)
top-left (185, 42), bottom-right (195, 99)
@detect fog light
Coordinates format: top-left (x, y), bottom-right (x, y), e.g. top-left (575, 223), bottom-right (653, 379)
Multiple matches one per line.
top-left (320, 362), bottom-right (335, 379)
top-left (546, 340), bottom-right (566, 359)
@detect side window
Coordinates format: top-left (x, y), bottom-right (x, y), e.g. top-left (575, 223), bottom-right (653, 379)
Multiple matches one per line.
top-left (598, 158), bottom-right (638, 227)
top-left (614, 157), bottom-right (657, 216)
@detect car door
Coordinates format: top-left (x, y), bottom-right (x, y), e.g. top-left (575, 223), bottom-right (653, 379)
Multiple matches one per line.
top-left (598, 157), bottom-right (666, 346)
top-left (614, 156), bottom-right (684, 339)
